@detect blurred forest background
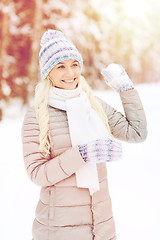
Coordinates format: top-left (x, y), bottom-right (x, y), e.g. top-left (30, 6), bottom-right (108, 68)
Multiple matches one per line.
top-left (0, 0), bottom-right (160, 120)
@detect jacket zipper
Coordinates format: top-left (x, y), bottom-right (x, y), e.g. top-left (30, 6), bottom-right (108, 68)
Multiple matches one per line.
top-left (90, 195), bottom-right (95, 240)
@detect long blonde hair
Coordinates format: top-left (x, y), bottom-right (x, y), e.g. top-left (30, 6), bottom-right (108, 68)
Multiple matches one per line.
top-left (35, 75), bottom-right (111, 155)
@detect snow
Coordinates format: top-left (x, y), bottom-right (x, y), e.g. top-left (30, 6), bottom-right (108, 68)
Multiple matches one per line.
top-left (0, 83), bottom-right (160, 240)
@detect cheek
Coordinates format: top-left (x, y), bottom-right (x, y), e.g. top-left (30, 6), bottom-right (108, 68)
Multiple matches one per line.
top-left (75, 68), bottom-right (81, 77)
top-left (50, 70), bottom-right (62, 82)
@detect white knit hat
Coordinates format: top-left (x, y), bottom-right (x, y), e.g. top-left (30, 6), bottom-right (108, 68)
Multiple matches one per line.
top-left (39, 29), bottom-right (83, 80)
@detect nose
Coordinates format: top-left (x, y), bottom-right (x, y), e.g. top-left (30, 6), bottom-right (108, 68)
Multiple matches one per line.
top-left (65, 66), bottom-right (75, 78)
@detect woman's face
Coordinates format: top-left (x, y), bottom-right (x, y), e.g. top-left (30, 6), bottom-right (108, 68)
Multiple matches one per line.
top-left (49, 59), bottom-right (81, 90)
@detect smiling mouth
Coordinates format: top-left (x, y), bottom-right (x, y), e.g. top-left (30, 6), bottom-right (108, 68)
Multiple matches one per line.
top-left (62, 78), bottom-right (76, 83)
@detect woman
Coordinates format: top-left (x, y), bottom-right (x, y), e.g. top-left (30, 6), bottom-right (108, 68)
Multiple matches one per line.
top-left (22, 29), bottom-right (147, 240)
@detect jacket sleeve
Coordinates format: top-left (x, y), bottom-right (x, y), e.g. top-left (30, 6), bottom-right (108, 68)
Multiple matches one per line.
top-left (22, 108), bottom-right (86, 187)
top-left (97, 89), bottom-right (147, 143)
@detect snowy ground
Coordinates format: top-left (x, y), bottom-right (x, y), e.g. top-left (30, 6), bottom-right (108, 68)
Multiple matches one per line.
top-left (0, 83), bottom-right (160, 240)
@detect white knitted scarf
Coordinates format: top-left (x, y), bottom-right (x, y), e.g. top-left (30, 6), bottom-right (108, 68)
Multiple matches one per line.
top-left (48, 83), bottom-right (110, 195)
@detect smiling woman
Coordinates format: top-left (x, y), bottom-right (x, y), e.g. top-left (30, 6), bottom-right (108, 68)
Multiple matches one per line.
top-left (21, 29), bottom-right (147, 240)
top-left (48, 59), bottom-right (81, 90)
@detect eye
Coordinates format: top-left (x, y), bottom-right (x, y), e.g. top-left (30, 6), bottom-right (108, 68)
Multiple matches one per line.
top-left (72, 63), bottom-right (79, 67)
top-left (57, 65), bottom-right (65, 69)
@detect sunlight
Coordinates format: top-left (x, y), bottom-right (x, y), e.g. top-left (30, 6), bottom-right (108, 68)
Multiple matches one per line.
top-left (90, 0), bottom-right (148, 19)
top-left (123, 0), bottom-right (147, 17)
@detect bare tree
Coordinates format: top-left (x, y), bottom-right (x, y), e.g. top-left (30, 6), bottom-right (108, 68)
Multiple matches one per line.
top-left (29, 0), bottom-right (43, 90)
top-left (0, 0), bottom-right (10, 100)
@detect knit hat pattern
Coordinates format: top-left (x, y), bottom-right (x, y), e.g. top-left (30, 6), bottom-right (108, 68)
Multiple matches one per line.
top-left (39, 29), bottom-right (83, 80)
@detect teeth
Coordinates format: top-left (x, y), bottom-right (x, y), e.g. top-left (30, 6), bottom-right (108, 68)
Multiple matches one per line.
top-left (63, 79), bottom-right (75, 83)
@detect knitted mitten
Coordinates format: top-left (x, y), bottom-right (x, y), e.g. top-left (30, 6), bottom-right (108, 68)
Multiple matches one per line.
top-left (101, 63), bottom-right (134, 92)
top-left (78, 138), bottom-right (122, 163)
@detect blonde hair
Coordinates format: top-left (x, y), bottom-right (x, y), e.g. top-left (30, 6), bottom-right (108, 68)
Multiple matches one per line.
top-left (35, 75), bottom-right (111, 155)
top-left (80, 76), bottom-right (111, 133)
top-left (35, 76), bottom-right (52, 155)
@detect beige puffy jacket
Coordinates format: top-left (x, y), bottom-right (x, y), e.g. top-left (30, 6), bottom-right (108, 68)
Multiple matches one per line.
top-left (22, 89), bottom-right (147, 240)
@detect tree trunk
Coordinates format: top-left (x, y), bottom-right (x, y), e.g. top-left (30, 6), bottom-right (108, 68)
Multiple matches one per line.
top-left (29, 0), bottom-right (43, 91)
top-left (0, 0), bottom-right (10, 100)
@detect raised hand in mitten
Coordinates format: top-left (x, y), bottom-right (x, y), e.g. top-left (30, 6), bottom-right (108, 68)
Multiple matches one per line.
top-left (101, 63), bottom-right (134, 92)
top-left (78, 138), bottom-right (122, 163)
